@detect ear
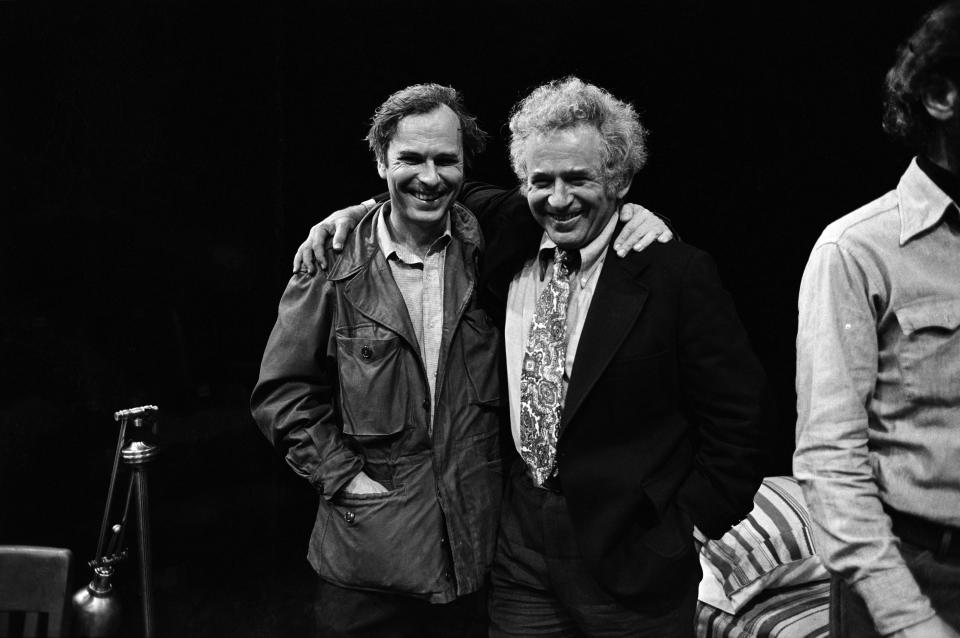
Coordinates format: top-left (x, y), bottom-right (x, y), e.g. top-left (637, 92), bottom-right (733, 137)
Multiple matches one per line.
top-left (922, 77), bottom-right (958, 122)
top-left (616, 175), bottom-right (635, 201)
top-left (377, 160), bottom-right (387, 179)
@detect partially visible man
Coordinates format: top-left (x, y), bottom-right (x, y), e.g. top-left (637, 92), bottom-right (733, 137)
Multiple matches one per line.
top-left (794, 3), bottom-right (960, 637)
top-left (251, 84), bottom-right (500, 637)
top-left (481, 77), bottom-right (765, 637)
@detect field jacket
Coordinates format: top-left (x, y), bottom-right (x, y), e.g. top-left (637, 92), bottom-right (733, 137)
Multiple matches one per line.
top-left (251, 202), bottom-right (503, 603)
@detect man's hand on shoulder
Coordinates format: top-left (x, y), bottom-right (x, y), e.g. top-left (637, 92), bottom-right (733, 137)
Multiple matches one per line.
top-left (891, 616), bottom-right (960, 638)
top-left (292, 200), bottom-right (374, 274)
top-left (340, 470), bottom-right (388, 496)
top-left (613, 203), bottom-right (674, 257)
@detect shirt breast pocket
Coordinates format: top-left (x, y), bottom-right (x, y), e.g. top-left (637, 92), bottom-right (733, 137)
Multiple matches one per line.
top-left (893, 299), bottom-right (960, 406)
top-left (336, 332), bottom-right (410, 436)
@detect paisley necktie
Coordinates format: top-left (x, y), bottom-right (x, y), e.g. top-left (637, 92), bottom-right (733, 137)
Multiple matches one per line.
top-left (519, 247), bottom-right (573, 486)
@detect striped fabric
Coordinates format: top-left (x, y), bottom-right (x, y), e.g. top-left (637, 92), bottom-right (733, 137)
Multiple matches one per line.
top-left (695, 581), bottom-right (830, 638)
top-left (702, 476), bottom-right (820, 595)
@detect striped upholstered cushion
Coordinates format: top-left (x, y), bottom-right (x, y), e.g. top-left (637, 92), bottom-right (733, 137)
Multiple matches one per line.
top-left (695, 580), bottom-right (830, 638)
top-left (701, 476), bottom-right (826, 598)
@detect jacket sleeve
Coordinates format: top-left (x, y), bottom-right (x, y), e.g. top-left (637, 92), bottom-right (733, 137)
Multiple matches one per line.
top-left (674, 250), bottom-right (767, 538)
top-left (250, 272), bottom-right (363, 499)
top-left (459, 181), bottom-right (530, 239)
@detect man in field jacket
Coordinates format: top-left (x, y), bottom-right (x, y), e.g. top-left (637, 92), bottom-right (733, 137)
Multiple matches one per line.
top-left (251, 84), bottom-right (502, 637)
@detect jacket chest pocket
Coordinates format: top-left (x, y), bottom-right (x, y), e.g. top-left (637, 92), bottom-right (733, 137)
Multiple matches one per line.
top-left (336, 333), bottom-right (410, 436)
top-left (893, 299), bottom-right (960, 406)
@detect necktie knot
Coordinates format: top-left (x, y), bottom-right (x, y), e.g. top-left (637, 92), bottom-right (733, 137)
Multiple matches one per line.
top-left (554, 247), bottom-right (576, 279)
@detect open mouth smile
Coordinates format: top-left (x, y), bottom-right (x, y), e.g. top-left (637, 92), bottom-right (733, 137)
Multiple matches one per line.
top-left (411, 190), bottom-right (446, 202)
top-left (549, 211), bottom-right (581, 222)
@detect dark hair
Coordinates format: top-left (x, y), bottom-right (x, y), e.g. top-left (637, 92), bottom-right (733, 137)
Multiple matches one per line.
top-left (366, 83), bottom-right (487, 168)
top-left (882, 1), bottom-right (960, 150)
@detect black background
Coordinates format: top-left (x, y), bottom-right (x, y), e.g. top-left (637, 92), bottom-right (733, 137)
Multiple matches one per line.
top-left (1, 2), bottom-right (938, 636)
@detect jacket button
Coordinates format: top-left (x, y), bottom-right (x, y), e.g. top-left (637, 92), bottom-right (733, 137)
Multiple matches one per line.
top-left (360, 346), bottom-right (372, 360)
top-left (422, 399), bottom-right (430, 410)
top-left (343, 510), bottom-right (356, 525)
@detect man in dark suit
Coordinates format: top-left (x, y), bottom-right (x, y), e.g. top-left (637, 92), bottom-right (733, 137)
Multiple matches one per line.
top-left (296, 77), bottom-right (766, 637)
top-left (468, 77), bottom-right (766, 637)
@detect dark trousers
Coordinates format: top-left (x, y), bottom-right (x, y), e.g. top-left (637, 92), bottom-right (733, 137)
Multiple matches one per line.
top-left (830, 540), bottom-right (960, 637)
top-left (313, 579), bottom-right (487, 638)
top-left (488, 465), bottom-right (697, 638)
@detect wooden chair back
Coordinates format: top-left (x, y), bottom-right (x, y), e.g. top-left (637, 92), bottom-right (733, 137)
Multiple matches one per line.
top-left (0, 546), bottom-right (73, 638)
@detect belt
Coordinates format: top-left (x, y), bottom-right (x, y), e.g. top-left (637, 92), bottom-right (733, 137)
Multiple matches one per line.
top-left (885, 505), bottom-right (960, 559)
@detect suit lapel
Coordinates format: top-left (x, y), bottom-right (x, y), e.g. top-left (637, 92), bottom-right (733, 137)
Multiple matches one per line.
top-left (560, 245), bottom-right (650, 436)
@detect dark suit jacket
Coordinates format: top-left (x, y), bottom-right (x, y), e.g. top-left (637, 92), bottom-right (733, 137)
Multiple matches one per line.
top-left (463, 182), bottom-right (767, 609)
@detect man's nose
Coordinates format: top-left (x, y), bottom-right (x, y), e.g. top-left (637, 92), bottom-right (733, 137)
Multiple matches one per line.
top-left (418, 162), bottom-right (440, 186)
top-left (547, 181), bottom-right (572, 209)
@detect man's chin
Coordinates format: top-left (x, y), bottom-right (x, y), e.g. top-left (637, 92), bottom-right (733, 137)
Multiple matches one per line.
top-left (544, 232), bottom-right (584, 250)
top-left (542, 222), bottom-right (586, 248)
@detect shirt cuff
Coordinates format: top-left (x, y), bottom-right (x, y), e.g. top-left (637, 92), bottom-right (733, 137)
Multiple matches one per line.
top-left (851, 565), bottom-right (936, 636)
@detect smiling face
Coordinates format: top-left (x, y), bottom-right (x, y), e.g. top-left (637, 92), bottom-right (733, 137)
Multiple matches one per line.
top-left (377, 105), bottom-right (465, 240)
top-left (523, 124), bottom-right (630, 249)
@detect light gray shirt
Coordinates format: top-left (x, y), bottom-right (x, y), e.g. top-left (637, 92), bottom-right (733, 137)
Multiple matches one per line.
top-left (794, 159), bottom-right (960, 635)
top-left (375, 205), bottom-right (451, 426)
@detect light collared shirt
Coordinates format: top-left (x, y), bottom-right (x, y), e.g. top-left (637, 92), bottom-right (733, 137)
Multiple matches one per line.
top-left (505, 213), bottom-right (618, 454)
top-left (795, 158), bottom-right (960, 635)
top-left (375, 205), bottom-right (451, 423)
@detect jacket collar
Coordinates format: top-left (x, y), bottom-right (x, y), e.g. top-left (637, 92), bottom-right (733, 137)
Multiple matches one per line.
top-left (325, 201), bottom-right (483, 355)
top-left (326, 200), bottom-right (483, 281)
top-left (898, 157), bottom-right (957, 246)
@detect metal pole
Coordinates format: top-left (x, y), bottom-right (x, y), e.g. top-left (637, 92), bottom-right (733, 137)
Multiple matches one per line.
top-left (133, 467), bottom-right (155, 638)
top-left (120, 407), bottom-right (160, 638)
top-left (96, 418), bottom-right (128, 559)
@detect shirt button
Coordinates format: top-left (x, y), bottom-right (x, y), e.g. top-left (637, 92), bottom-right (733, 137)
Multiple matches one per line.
top-left (360, 346), bottom-right (372, 360)
top-left (343, 510), bottom-right (356, 525)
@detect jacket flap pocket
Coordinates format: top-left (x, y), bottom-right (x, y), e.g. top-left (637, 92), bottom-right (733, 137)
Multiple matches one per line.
top-left (336, 334), bottom-right (409, 436)
top-left (894, 298), bottom-right (960, 335)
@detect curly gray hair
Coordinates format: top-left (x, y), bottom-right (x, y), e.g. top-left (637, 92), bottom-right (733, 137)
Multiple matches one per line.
top-left (508, 77), bottom-right (648, 193)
